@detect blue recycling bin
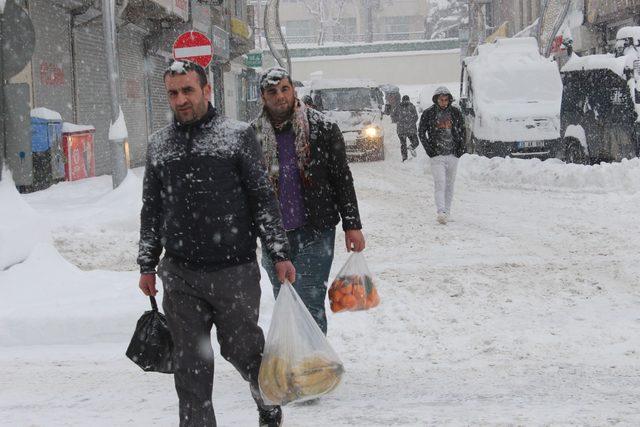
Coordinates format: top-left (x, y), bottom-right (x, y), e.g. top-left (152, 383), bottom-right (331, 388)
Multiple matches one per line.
top-left (30, 116), bottom-right (63, 191)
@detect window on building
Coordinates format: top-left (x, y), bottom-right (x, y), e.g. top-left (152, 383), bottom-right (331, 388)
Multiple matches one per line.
top-left (234, 0), bottom-right (245, 19)
top-left (283, 19), bottom-right (316, 38)
top-left (382, 16), bottom-right (411, 35)
top-left (334, 17), bottom-right (356, 39)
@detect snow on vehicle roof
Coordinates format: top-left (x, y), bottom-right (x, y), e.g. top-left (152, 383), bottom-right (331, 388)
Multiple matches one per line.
top-left (30, 108), bottom-right (62, 121)
top-left (616, 26), bottom-right (640, 44)
top-left (476, 37), bottom-right (539, 56)
top-left (561, 53), bottom-right (628, 78)
top-left (466, 37), bottom-right (562, 105)
top-left (308, 78), bottom-right (378, 90)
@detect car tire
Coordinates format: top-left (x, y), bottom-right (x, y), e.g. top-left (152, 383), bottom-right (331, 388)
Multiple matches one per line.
top-left (565, 138), bottom-right (588, 164)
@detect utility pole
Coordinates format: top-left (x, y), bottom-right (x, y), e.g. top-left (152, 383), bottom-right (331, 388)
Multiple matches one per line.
top-left (256, 0), bottom-right (263, 50)
top-left (102, 0), bottom-right (128, 189)
top-left (0, 1), bottom-right (5, 182)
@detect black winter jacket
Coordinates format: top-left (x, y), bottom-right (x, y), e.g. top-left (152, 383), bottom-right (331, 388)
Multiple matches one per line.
top-left (418, 104), bottom-right (466, 158)
top-left (252, 108), bottom-right (362, 232)
top-left (392, 100), bottom-right (419, 135)
top-left (137, 105), bottom-right (290, 274)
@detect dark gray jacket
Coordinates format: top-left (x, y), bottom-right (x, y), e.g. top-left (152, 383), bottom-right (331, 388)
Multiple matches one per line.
top-left (252, 107), bottom-right (363, 233)
top-left (137, 105), bottom-right (290, 274)
top-left (392, 100), bottom-right (419, 135)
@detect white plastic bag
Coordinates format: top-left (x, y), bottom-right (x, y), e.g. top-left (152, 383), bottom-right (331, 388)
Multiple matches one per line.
top-left (259, 281), bottom-right (344, 405)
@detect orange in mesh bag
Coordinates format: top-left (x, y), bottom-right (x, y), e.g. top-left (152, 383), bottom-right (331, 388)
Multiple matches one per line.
top-left (328, 252), bottom-right (380, 313)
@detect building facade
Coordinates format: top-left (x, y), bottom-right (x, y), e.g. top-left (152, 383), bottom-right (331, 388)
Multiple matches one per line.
top-left (253, 0), bottom-right (429, 45)
top-left (12, 0), bottom-right (255, 177)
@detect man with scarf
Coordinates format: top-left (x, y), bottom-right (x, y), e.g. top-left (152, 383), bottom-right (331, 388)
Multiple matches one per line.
top-left (252, 67), bottom-right (365, 335)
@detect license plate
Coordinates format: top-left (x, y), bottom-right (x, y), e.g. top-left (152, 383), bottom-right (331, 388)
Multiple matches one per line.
top-left (517, 141), bottom-right (544, 149)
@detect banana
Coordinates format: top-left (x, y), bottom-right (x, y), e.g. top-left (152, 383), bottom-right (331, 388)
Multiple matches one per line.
top-left (261, 354), bottom-right (344, 402)
top-left (292, 369), bottom-right (342, 396)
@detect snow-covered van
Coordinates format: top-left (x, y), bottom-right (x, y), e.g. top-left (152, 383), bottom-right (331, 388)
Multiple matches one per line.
top-left (559, 26), bottom-right (640, 164)
top-left (301, 78), bottom-right (386, 161)
top-left (459, 37), bottom-right (563, 158)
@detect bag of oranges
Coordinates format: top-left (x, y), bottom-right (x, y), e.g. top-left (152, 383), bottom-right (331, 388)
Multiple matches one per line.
top-left (328, 252), bottom-right (380, 313)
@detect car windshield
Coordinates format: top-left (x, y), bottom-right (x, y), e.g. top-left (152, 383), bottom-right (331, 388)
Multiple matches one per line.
top-left (315, 88), bottom-right (377, 111)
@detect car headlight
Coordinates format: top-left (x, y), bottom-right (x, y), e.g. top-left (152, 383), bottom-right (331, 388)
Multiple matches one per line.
top-left (363, 126), bottom-right (379, 138)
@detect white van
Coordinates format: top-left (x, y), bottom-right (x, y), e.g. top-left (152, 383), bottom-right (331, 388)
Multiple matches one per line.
top-left (459, 37), bottom-right (563, 158)
top-left (300, 78), bottom-right (386, 161)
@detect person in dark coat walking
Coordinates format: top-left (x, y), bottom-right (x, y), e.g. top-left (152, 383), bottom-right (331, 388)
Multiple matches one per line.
top-left (418, 86), bottom-right (465, 225)
top-left (252, 67), bottom-right (365, 335)
top-left (137, 60), bottom-right (295, 427)
top-left (392, 95), bottom-right (420, 161)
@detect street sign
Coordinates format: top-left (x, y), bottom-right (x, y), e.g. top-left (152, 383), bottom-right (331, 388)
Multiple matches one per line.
top-left (1, 0), bottom-right (36, 79)
top-left (246, 52), bottom-right (263, 68)
top-left (173, 31), bottom-right (213, 68)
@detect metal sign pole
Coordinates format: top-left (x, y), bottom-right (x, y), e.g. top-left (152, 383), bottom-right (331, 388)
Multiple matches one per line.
top-left (102, 0), bottom-right (127, 189)
top-left (0, 3), bottom-right (5, 182)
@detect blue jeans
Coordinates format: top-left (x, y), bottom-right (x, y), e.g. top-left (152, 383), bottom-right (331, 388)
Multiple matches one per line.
top-left (262, 226), bottom-right (336, 334)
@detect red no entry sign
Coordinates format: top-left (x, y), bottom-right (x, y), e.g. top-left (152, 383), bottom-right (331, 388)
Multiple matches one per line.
top-left (173, 31), bottom-right (213, 68)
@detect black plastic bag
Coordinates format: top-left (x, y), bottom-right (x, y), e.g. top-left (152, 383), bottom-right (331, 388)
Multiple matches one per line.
top-left (126, 296), bottom-right (174, 374)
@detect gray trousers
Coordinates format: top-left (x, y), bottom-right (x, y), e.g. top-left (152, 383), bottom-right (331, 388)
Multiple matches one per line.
top-left (158, 257), bottom-right (272, 427)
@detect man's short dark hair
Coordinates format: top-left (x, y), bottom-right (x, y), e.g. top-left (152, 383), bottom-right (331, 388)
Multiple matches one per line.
top-left (259, 67), bottom-right (293, 93)
top-left (163, 60), bottom-right (208, 87)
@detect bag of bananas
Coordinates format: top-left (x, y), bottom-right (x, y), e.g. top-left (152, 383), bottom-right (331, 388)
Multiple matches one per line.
top-left (259, 282), bottom-right (344, 405)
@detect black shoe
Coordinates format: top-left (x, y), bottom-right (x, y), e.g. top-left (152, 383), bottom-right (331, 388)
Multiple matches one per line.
top-left (258, 406), bottom-right (282, 427)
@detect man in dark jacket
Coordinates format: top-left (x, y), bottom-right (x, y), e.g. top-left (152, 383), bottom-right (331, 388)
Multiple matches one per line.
top-left (418, 86), bottom-right (465, 225)
top-left (392, 95), bottom-right (420, 161)
top-left (137, 60), bottom-right (295, 427)
top-left (252, 67), bottom-right (365, 335)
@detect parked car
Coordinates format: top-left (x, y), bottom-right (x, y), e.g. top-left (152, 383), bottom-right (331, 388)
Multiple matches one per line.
top-left (458, 37), bottom-right (563, 159)
top-left (559, 26), bottom-right (640, 164)
top-left (304, 78), bottom-right (386, 161)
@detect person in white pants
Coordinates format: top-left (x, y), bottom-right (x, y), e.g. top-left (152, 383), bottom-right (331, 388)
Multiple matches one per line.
top-left (418, 86), bottom-right (465, 225)
top-left (430, 154), bottom-right (458, 222)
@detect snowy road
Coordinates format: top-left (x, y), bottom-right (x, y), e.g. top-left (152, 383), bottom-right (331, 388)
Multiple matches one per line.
top-left (2, 119), bottom-right (640, 425)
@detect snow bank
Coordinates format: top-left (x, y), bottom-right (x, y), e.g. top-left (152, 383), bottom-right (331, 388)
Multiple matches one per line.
top-left (0, 242), bottom-right (141, 346)
top-left (30, 107), bottom-right (62, 121)
top-left (459, 154), bottom-right (640, 192)
top-left (0, 169), bottom-right (51, 270)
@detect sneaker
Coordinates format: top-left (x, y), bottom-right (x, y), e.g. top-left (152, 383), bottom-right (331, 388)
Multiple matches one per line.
top-left (409, 147), bottom-right (417, 157)
top-left (437, 213), bottom-right (447, 225)
top-left (259, 406), bottom-right (282, 427)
